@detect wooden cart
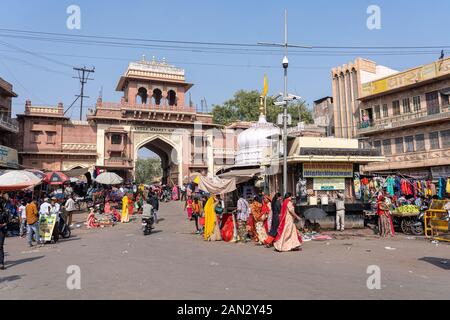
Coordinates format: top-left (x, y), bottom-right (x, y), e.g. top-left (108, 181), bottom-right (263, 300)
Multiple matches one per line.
top-left (424, 200), bottom-right (450, 242)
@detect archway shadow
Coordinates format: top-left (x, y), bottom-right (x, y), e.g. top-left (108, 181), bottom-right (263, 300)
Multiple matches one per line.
top-left (5, 255), bottom-right (45, 268)
top-left (58, 237), bottom-right (81, 243)
top-left (418, 257), bottom-right (450, 270)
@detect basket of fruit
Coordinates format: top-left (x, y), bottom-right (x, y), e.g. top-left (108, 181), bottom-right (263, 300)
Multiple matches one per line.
top-left (393, 205), bottom-right (420, 217)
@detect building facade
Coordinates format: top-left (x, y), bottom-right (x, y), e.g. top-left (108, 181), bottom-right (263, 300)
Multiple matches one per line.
top-left (0, 77), bottom-right (19, 169)
top-left (17, 57), bottom-right (242, 184)
top-left (313, 96), bottom-right (334, 136)
top-left (357, 57), bottom-right (450, 178)
top-left (332, 58), bottom-right (397, 139)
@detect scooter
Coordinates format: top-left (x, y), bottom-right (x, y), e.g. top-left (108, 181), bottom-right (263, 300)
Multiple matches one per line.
top-left (58, 214), bottom-right (71, 239)
top-left (142, 213), bottom-right (155, 236)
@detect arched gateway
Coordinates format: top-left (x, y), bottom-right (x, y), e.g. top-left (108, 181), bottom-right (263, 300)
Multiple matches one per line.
top-left (86, 56), bottom-right (222, 185)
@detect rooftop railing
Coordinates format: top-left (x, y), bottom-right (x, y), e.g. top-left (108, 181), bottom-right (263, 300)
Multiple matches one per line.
top-left (0, 113), bottom-right (18, 133)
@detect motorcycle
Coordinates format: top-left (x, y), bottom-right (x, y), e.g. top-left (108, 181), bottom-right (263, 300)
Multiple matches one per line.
top-left (58, 214), bottom-right (71, 239)
top-left (142, 216), bottom-right (155, 235)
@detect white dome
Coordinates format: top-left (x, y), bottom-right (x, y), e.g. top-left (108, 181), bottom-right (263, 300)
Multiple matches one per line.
top-left (236, 114), bottom-right (280, 165)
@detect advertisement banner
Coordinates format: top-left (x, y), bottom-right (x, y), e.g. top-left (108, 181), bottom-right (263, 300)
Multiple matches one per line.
top-left (0, 145), bottom-right (19, 169)
top-left (39, 214), bottom-right (57, 242)
top-left (313, 178), bottom-right (346, 191)
top-left (303, 163), bottom-right (353, 178)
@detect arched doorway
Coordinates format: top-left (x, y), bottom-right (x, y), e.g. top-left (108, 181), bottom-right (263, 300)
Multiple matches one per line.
top-left (136, 137), bottom-right (179, 186)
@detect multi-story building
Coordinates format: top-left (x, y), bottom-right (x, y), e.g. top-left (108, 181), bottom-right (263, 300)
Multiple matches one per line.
top-left (332, 58), bottom-right (398, 139)
top-left (0, 77), bottom-right (19, 169)
top-left (357, 57), bottom-right (450, 178)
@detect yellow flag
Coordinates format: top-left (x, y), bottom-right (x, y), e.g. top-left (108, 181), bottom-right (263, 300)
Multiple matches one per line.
top-left (262, 74), bottom-right (268, 97)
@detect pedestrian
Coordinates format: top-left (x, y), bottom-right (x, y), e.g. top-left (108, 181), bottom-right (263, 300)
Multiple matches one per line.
top-left (185, 196), bottom-right (193, 220)
top-left (251, 196), bottom-right (268, 245)
top-left (204, 195), bottom-right (221, 241)
top-left (265, 193), bottom-right (282, 247)
top-left (18, 200), bottom-right (27, 238)
top-left (150, 192), bottom-right (159, 223)
top-left (192, 198), bottom-right (202, 234)
top-left (377, 193), bottom-right (395, 237)
top-left (50, 198), bottom-right (60, 243)
top-left (0, 198), bottom-right (9, 270)
top-left (26, 198), bottom-right (40, 247)
top-left (335, 192), bottom-right (346, 232)
top-left (64, 195), bottom-right (76, 227)
top-left (180, 184), bottom-right (186, 202)
top-left (214, 195), bottom-right (224, 230)
top-left (236, 194), bottom-right (250, 243)
top-left (273, 193), bottom-right (303, 252)
top-left (121, 194), bottom-right (130, 223)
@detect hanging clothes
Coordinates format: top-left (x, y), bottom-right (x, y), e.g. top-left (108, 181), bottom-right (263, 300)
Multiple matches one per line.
top-left (386, 177), bottom-right (395, 196)
top-left (447, 178), bottom-right (450, 194)
top-left (438, 178), bottom-right (445, 199)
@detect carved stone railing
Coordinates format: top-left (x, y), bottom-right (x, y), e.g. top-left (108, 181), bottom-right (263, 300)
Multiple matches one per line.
top-left (62, 143), bottom-right (97, 153)
top-left (97, 101), bottom-right (196, 113)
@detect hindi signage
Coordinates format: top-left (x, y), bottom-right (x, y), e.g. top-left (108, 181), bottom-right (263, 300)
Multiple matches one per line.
top-left (0, 145), bottom-right (18, 169)
top-left (303, 163), bottom-right (353, 178)
top-left (313, 178), bottom-right (346, 191)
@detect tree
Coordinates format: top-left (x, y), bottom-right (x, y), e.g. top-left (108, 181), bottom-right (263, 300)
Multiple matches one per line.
top-left (212, 90), bottom-right (313, 126)
top-left (135, 158), bottom-right (162, 185)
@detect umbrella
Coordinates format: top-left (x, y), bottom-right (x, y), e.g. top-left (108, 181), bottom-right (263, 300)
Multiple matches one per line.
top-left (95, 172), bottom-right (123, 185)
top-left (25, 169), bottom-right (46, 180)
top-left (303, 208), bottom-right (328, 221)
top-left (44, 171), bottom-right (70, 185)
top-left (0, 170), bottom-right (43, 191)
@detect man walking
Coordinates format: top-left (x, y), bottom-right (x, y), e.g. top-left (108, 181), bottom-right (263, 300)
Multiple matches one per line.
top-left (0, 198), bottom-right (9, 270)
top-left (150, 192), bottom-right (159, 224)
top-left (18, 201), bottom-right (27, 238)
top-left (64, 195), bottom-right (76, 227)
top-left (335, 193), bottom-right (346, 232)
top-left (26, 198), bottom-right (40, 247)
top-left (236, 195), bottom-right (250, 243)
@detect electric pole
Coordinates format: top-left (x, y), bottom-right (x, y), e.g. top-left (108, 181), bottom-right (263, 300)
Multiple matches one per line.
top-left (258, 9), bottom-right (312, 196)
top-left (73, 66), bottom-right (95, 120)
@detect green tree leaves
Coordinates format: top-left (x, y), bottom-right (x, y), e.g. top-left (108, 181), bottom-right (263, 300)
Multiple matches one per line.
top-left (211, 90), bottom-right (313, 126)
top-left (135, 158), bottom-right (163, 185)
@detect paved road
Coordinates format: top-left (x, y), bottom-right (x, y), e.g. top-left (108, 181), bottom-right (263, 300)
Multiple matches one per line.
top-left (0, 201), bottom-right (449, 300)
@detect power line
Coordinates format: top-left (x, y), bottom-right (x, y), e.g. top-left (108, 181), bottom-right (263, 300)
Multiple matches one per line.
top-left (1, 28), bottom-right (450, 50)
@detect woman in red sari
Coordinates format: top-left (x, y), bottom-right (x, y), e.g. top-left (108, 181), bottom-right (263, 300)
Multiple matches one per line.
top-left (274, 193), bottom-right (302, 252)
top-left (377, 193), bottom-right (395, 237)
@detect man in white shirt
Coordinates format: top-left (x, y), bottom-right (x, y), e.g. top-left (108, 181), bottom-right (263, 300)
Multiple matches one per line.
top-left (19, 201), bottom-right (27, 238)
top-left (64, 196), bottom-right (76, 227)
top-left (39, 198), bottom-right (52, 216)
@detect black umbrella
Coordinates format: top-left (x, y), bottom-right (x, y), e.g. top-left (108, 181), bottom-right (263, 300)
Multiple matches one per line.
top-left (304, 208), bottom-right (328, 221)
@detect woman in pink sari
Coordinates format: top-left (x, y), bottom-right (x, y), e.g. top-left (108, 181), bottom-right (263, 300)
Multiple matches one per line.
top-left (274, 193), bottom-right (303, 252)
top-left (172, 184), bottom-right (179, 201)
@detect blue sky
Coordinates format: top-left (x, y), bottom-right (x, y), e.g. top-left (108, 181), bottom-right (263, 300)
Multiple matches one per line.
top-left (1, 0), bottom-right (449, 157)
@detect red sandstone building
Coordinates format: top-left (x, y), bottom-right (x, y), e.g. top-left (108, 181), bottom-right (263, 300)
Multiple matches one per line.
top-left (17, 57), bottom-right (242, 184)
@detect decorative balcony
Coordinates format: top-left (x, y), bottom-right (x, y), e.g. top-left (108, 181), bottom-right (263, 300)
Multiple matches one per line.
top-left (0, 113), bottom-right (18, 133)
top-left (357, 107), bottom-right (450, 135)
top-left (104, 157), bottom-right (133, 168)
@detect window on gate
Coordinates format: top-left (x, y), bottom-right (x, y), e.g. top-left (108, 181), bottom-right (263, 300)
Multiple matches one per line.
top-left (393, 100), bottom-right (401, 116)
top-left (111, 134), bottom-right (122, 145)
top-left (415, 134), bottom-right (425, 151)
top-left (405, 136), bottom-right (414, 152)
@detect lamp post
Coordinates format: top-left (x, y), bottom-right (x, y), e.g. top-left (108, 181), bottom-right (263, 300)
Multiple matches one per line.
top-left (282, 56), bottom-right (288, 196)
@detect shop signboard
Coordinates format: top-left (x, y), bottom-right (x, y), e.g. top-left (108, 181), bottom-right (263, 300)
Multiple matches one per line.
top-left (0, 145), bottom-right (19, 169)
top-left (313, 178), bottom-right (345, 191)
top-left (39, 214), bottom-right (57, 242)
top-left (431, 166), bottom-right (450, 179)
top-left (303, 163), bottom-right (353, 178)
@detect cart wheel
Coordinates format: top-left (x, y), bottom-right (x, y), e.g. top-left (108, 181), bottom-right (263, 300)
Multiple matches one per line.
top-left (401, 218), bottom-right (412, 235)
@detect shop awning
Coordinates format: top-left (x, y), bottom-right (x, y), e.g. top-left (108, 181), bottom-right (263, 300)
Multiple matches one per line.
top-left (63, 167), bottom-right (90, 178)
top-left (218, 168), bottom-right (263, 184)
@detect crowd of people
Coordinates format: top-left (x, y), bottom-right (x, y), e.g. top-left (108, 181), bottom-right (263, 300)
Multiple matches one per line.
top-left (183, 188), bottom-right (303, 253)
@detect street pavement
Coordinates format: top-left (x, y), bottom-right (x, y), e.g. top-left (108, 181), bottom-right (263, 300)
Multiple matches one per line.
top-left (0, 201), bottom-right (449, 300)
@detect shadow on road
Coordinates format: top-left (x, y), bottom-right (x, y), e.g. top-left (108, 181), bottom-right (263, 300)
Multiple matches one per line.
top-left (0, 275), bottom-right (23, 283)
top-left (59, 237), bottom-right (81, 243)
top-left (418, 257), bottom-right (450, 270)
top-left (6, 256), bottom-right (45, 269)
